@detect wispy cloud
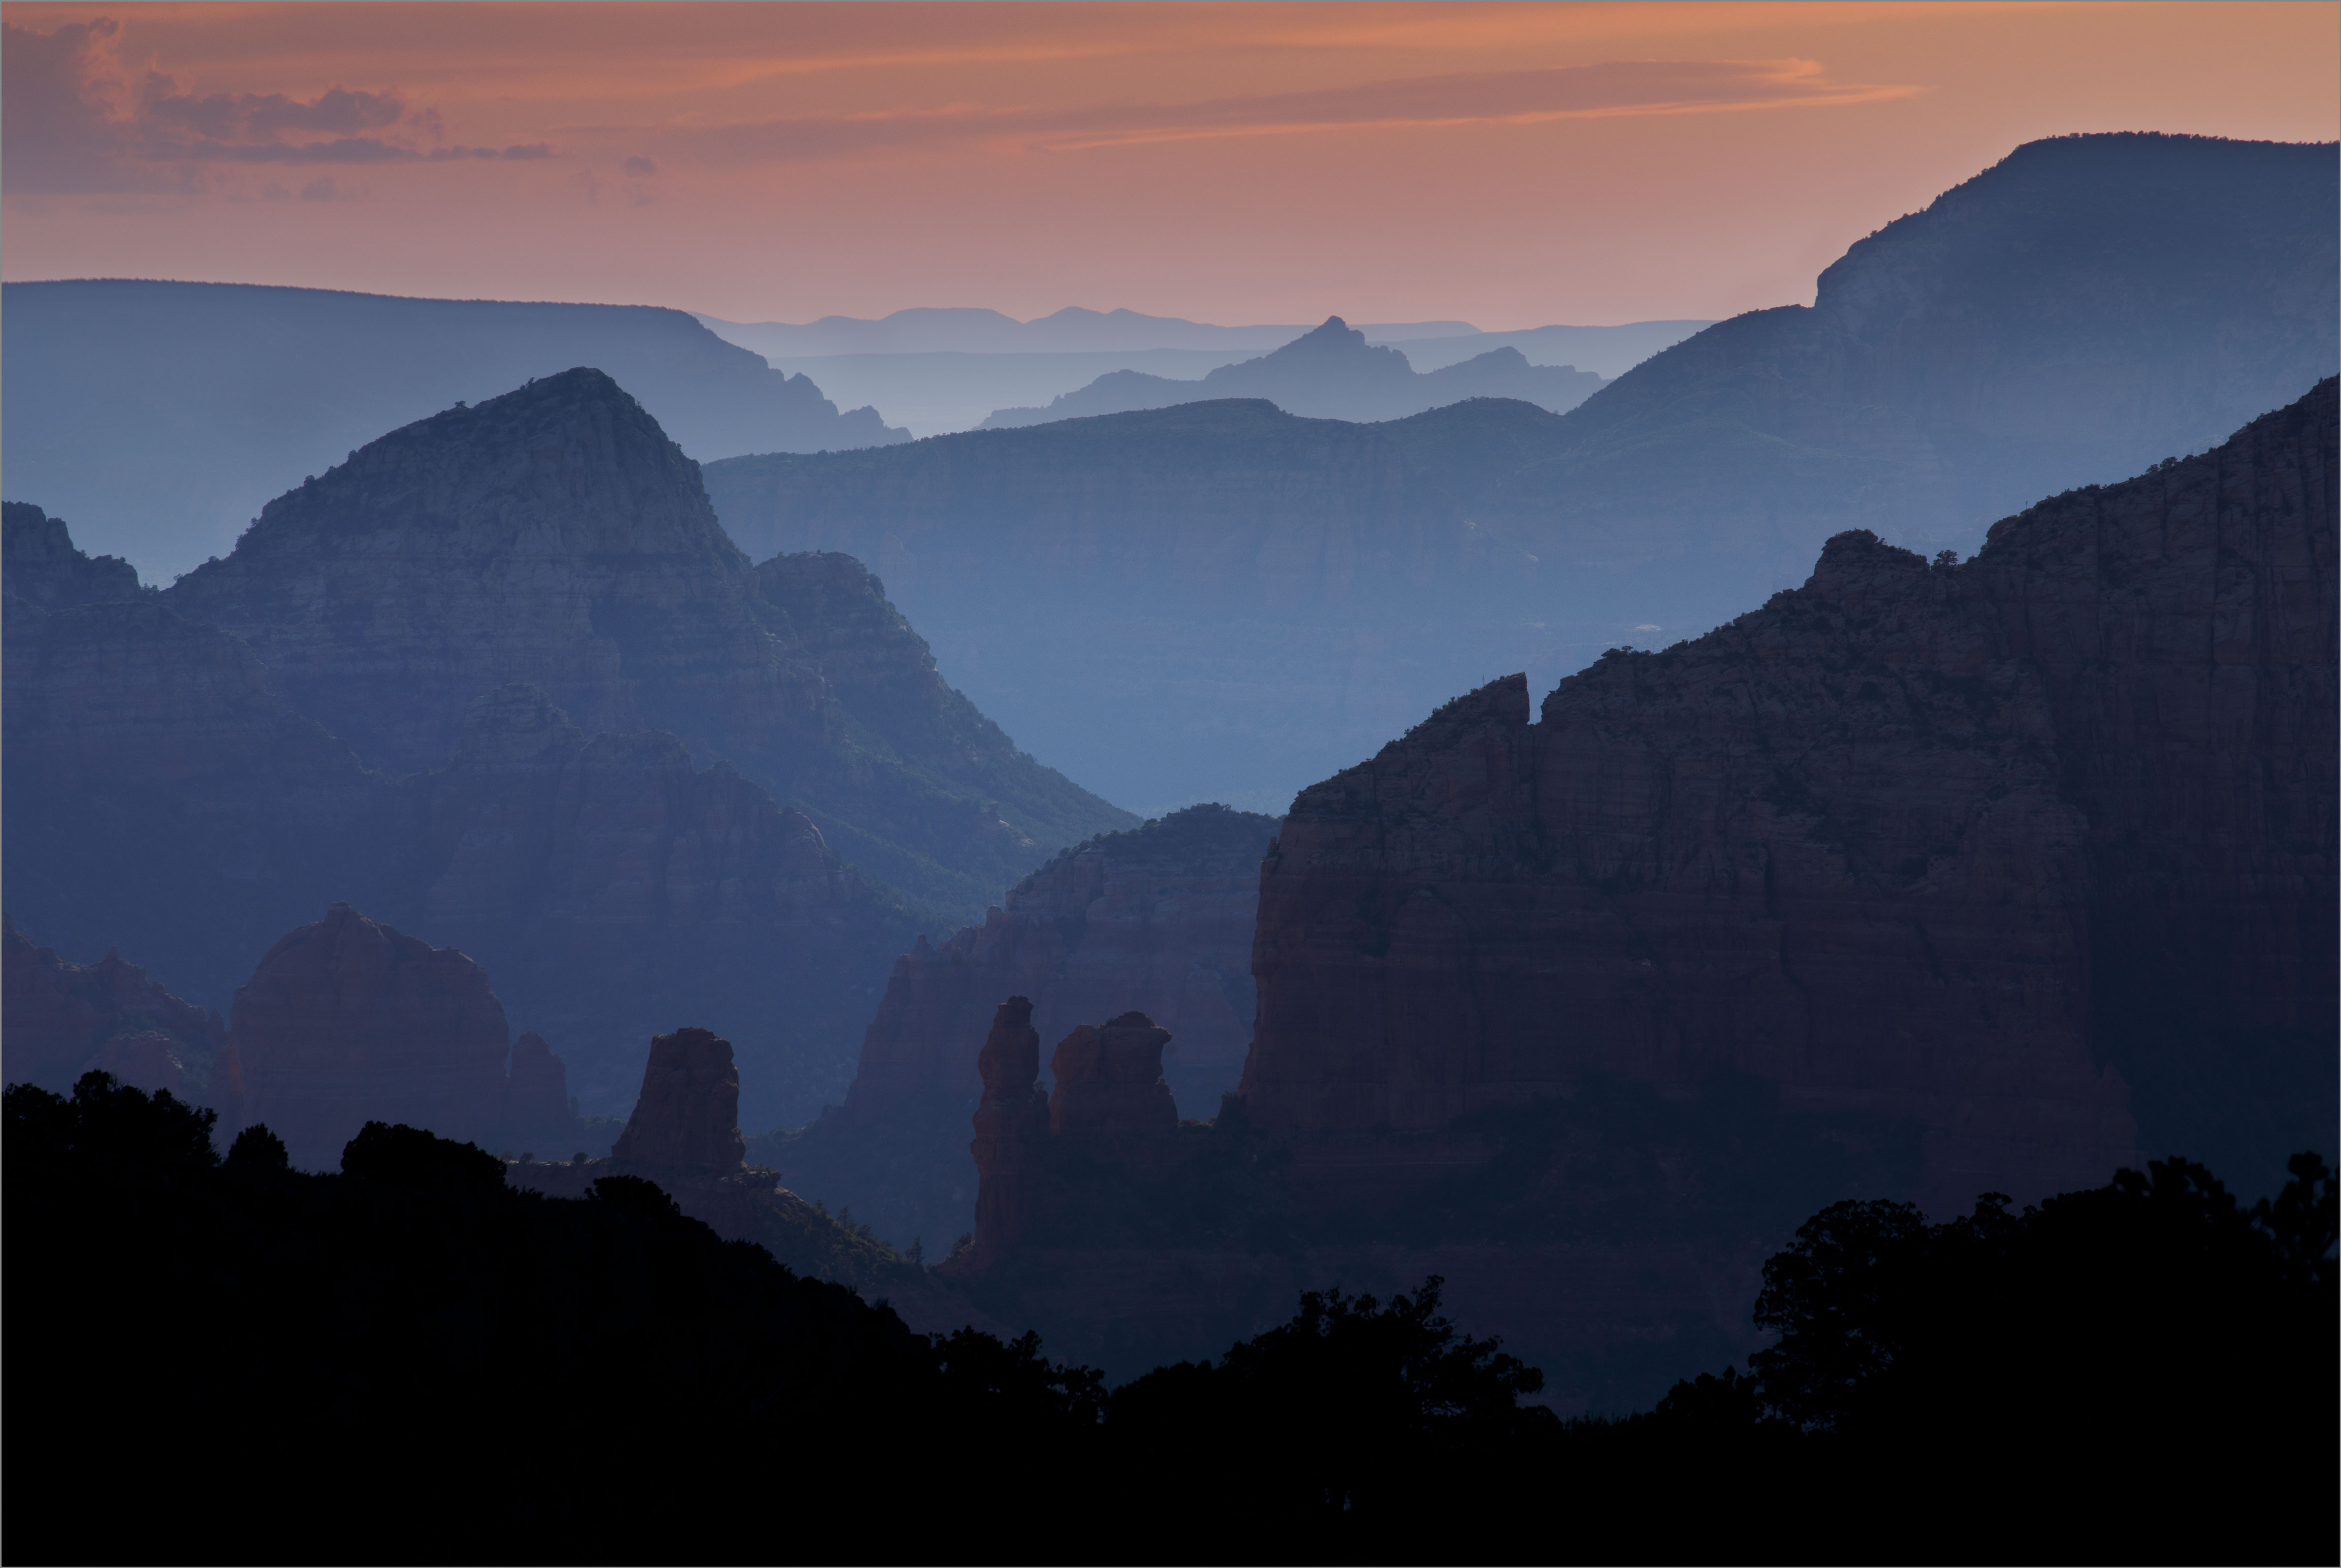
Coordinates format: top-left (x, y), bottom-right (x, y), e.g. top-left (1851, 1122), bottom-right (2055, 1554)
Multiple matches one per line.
top-left (620, 57), bottom-right (1916, 165)
top-left (0, 15), bottom-right (540, 194)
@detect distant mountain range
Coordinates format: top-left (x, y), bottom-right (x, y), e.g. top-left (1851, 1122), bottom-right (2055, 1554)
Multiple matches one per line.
top-left (701, 312), bottom-right (1711, 435)
top-left (0, 281), bottom-right (913, 581)
top-left (702, 133), bottom-right (2340, 813)
top-left (695, 305), bottom-right (1476, 357)
top-left (979, 317), bottom-right (1607, 427)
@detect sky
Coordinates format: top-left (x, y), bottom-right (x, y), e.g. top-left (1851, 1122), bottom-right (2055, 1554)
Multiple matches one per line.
top-left (3, 2), bottom-right (2334, 328)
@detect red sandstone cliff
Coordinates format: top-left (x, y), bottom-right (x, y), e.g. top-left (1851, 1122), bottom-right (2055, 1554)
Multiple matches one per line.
top-left (1242, 379), bottom-right (2338, 1208)
top-left (2, 914), bottom-right (227, 1101)
top-left (232, 905), bottom-right (525, 1168)
top-left (610, 1027), bottom-right (748, 1172)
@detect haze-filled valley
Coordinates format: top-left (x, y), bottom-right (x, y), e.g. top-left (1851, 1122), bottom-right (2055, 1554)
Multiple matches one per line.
top-left (5, 4), bottom-right (2335, 1547)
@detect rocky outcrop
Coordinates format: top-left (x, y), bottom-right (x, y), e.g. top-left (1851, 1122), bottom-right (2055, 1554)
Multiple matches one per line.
top-left (2, 914), bottom-right (227, 1100)
top-left (160, 369), bottom-right (1130, 920)
top-left (230, 904), bottom-right (523, 1168)
top-left (1243, 379), bottom-right (2338, 1205)
top-left (844, 804), bottom-right (1277, 1123)
top-left (962, 1002), bottom-right (1187, 1262)
top-left (767, 806), bottom-right (1273, 1253)
top-left (968, 998), bottom-right (1051, 1258)
top-left (2, 503), bottom-right (143, 608)
top-left (609, 1028), bottom-right (747, 1172)
top-left (1048, 1012), bottom-right (1178, 1150)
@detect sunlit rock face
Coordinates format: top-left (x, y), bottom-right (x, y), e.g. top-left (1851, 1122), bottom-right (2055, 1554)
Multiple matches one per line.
top-left (1244, 379), bottom-right (2338, 1208)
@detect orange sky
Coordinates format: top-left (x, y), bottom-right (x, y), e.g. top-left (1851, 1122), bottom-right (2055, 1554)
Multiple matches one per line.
top-left (3, 2), bottom-right (2334, 326)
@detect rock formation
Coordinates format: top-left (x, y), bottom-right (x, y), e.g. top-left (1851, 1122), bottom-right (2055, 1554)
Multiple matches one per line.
top-left (2, 503), bottom-right (143, 609)
top-left (769, 805), bottom-right (1275, 1252)
top-left (230, 905), bottom-right (522, 1168)
top-left (1243, 378), bottom-right (2338, 1205)
top-left (844, 804), bottom-right (1277, 1123)
top-left (610, 1027), bottom-right (747, 1171)
top-left (1048, 1012), bottom-right (1178, 1150)
top-left (2, 914), bottom-right (227, 1101)
top-left (968, 998), bottom-right (1051, 1257)
top-left (942, 382), bottom-right (2337, 1399)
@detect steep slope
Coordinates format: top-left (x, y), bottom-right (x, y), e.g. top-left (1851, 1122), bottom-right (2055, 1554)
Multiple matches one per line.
top-left (702, 135), bottom-right (2338, 814)
top-left (1502, 133), bottom-right (2340, 579)
top-left (707, 396), bottom-right (1572, 810)
top-left (163, 368), bottom-right (1132, 917)
top-left (0, 279), bottom-right (910, 579)
top-left (981, 318), bottom-right (1604, 427)
top-left (768, 803), bottom-right (1278, 1249)
top-left (388, 685), bottom-right (925, 1125)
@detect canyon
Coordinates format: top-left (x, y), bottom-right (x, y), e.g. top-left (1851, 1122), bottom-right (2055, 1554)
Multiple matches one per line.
top-left (950, 379), bottom-right (2339, 1399)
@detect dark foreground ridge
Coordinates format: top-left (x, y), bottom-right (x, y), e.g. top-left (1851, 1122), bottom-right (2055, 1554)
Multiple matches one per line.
top-left (8, 1071), bottom-right (2330, 1563)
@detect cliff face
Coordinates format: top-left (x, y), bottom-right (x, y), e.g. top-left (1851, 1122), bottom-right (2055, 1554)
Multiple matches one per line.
top-left (159, 369), bottom-right (1129, 919)
top-left (1244, 379), bottom-right (2338, 1203)
top-left (609, 1028), bottom-right (748, 1172)
top-left (229, 905), bottom-right (520, 1168)
top-left (2, 915), bottom-right (228, 1101)
top-left (2, 503), bottom-right (143, 608)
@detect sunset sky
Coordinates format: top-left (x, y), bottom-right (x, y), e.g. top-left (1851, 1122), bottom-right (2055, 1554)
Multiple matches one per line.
top-left (4, 2), bottom-right (2334, 327)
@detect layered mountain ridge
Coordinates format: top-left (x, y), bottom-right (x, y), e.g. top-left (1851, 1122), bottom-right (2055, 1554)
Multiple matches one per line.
top-left (702, 133), bottom-right (2339, 813)
top-left (979, 317), bottom-right (1606, 427)
top-left (0, 279), bottom-right (912, 580)
top-left (6, 371), bottom-right (1133, 1123)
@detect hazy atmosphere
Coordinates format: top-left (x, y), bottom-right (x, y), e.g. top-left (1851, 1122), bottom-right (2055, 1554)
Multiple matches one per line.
top-left (6, 3), bottom-right (2334, 1560)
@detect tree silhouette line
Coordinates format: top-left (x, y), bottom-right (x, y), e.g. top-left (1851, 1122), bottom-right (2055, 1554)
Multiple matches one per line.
top-left (7, 1071), bottom-right (2331, 1563)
